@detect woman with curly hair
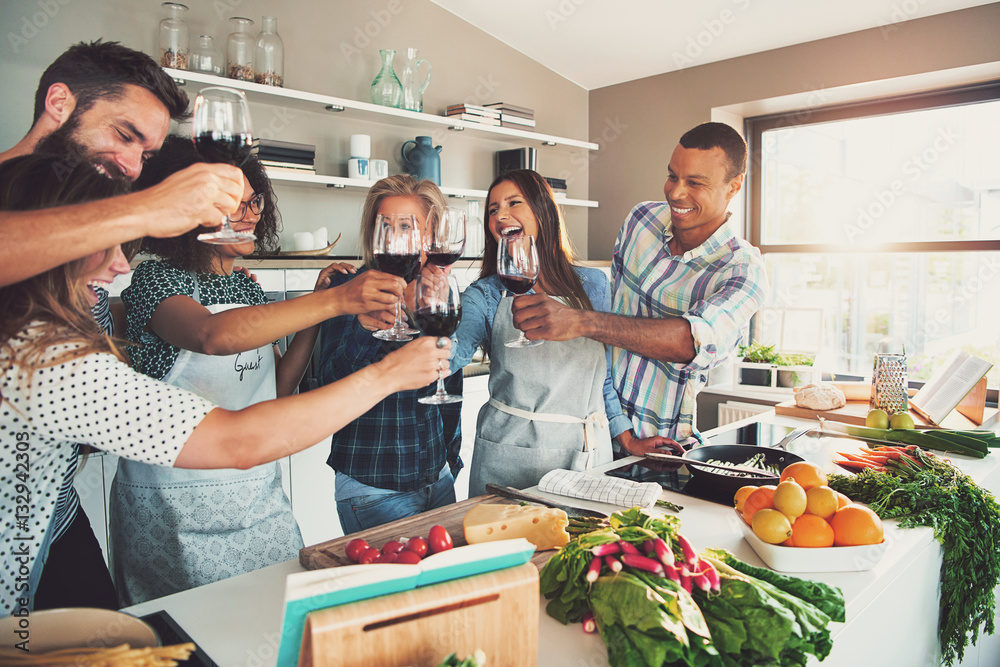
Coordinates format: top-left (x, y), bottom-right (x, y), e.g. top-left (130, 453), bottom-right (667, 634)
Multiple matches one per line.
top-left (0, 153), bottom-right (447, 618)
top-left (109, 136), bottom-right (406, 605)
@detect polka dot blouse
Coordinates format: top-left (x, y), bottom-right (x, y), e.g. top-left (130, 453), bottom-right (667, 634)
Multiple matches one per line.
top-left (122, 260), bottom-right (267, 379)
top-left (0, 324), bottom-right (215, 616)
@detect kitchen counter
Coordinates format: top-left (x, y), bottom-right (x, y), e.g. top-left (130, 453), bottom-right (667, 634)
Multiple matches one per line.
top-left (123, 413), bottom-right (1000, 666)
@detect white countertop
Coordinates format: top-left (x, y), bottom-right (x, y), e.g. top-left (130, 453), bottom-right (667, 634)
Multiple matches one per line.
top-left (123, 413), bottom-right (1000, 667)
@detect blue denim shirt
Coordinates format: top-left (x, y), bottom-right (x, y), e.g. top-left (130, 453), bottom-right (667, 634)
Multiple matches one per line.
top-left (450, 267), bottom-right (632, 439)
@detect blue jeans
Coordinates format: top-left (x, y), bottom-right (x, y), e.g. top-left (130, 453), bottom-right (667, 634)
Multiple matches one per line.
top-left (335, 466), bottom-right (456, 534)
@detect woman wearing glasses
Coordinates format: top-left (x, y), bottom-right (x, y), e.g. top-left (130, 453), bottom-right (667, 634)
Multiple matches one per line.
top-left (109, 136), bottom-right (401, 605)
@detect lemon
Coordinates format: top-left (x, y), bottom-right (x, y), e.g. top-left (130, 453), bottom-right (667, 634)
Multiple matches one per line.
top-left (866, 408), bottom-right (889, 429)
top-left (752, 508), bottom-right (794, 544)
top-left (733, 485), bottom-right (758, 513)
top-left (805, 485), bottom-right (840, 519)
top-left (772, 480), bottom-right (807, 520)
top-left (889, 411), bottom-right (915, 429)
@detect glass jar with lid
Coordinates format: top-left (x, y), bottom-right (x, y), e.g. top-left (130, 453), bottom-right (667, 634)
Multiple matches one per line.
top-left (226, 16), bottom-right (255, 82)
top-left (190, 35), bottom-right (223, 76)
top-left (254, 16), bottom-right (284, 87)
top-left (159, 2), bottom-right (189, 70)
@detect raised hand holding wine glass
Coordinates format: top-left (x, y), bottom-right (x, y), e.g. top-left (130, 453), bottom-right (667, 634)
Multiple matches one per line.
top-left (191, 87), bottom-right (255, 244)
top-left (497, 233), bottom-right (543, 348)
top-left (424, 206), bottom-right (467, 268)
top-left (413, 273), bottom-right (462, 404)
top-left (373, 213), bottom-right (422, 341)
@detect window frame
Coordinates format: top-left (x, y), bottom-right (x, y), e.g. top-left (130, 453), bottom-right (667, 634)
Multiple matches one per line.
top-left (744, 80), bottom-right (1000, 254)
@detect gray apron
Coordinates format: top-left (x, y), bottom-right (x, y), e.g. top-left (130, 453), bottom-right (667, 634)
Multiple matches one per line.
top-left (111, 281), bottom-right (303, 607)
top-left (468, 295), bottom-right (613, 496)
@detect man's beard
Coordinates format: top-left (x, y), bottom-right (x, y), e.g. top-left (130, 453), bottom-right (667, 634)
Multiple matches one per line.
top-left (34, 114), bottom-right (132, 186)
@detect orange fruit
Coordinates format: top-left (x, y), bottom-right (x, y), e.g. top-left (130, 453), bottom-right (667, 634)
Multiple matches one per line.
top-left (772, 480), bottom-right (807, 520)
top-left (836, 491), bottom-right (852, 509)
top-left (779, 461), bottom-right (828, 491)
top-left (733, 485), bottom-right (758, 513)
top-left (741, 485), bottom-right (776, 524)
top-left (830, 505), bottom-right (884, 546)
top-left (788, 513), bottom-right (835, 548)
top-left (804, 485), bottom-right (840, 519)
top-left (752, 509), bottom-right (794, 544)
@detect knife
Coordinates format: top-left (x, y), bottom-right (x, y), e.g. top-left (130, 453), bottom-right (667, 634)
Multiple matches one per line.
top-left (485, 484), bottom-right (608, 519)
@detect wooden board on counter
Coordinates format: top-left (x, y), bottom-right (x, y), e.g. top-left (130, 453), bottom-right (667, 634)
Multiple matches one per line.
top-left (774, 399), bottom-right (980, 428)
top-left (300, 494), bottom-right (557, 571)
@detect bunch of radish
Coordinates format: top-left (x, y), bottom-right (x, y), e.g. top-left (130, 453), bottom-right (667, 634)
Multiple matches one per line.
top-left (580, 533), bottom-right (721, 633)
top-left (344, 525), bottom-right (453, 565)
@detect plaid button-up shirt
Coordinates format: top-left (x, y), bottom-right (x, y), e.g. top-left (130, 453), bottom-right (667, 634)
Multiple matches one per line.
top-left (317, 269), bottom-right (462, 492)
top-left (611, 202), bottom-right (767, 440)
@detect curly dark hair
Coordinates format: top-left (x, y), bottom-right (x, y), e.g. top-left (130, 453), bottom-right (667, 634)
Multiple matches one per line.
top-left (33, 39), bottom-right (188, 125)
top-left (134, 135), bottom-right (281, 272)
top-left (679, 122), bottom-right (748, 182)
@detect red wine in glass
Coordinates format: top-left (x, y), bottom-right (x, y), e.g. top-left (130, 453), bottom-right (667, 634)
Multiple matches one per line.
top-left (412, 309), bottom-right (461, 337)
top-left (373, 213), bottom-right (422, 341)
top-left (374, 253), bottom-right (421, 283)
top-left (426, 251), bottom-right (462, 267)
top-left (415, 274), bottom-right (463, 405)
top-left (191, 87), bottom-right (255, 245)
top-left (193, 132), bottom-right (253, 165)
top-left (424, 207), bottom-right (466, 268)
top-left (498, 275), bottom-right (535, 294)
top-left (497, 234), bottom-right (542, 348)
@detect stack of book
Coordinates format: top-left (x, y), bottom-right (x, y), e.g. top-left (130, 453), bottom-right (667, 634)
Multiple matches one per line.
top-left (256, 139), bottom-right (316, 175)
top-left (543, 176), bottom-right (567, 197)
top-left (485, 102), bottom-right (536, 129)
top-left (444, 103), bottom-right (501, 126)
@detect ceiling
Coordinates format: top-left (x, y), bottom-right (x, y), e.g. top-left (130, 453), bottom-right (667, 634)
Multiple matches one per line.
top-left (428, 0), bottom-right (995, 90)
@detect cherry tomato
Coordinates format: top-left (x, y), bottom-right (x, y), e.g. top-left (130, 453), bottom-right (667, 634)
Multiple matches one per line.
top-left (394, 550), bottom-right (423, 565)
top-left (381, 540), bottom-right (406, 554)
top-left (345, 538), bottom-right (370, 563)
top-left (358, 547), bottom-right (381, 565)
top-left (374, 551), bottom-right (398, 564)
top-left (404, 536), bottom-right (429, 558)
top-left (427, 525), bottom-right (453, 554)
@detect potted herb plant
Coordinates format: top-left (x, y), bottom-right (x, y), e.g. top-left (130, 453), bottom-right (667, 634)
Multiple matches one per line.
top-left (738, 342), bottom-right (780, 386)
top-left (776, 353), bottom-right (816, 387)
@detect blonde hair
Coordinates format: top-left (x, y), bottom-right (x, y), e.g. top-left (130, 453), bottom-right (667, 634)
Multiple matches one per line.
top-left (359, 175), bottom-right (446, 268)
top-left (0, 155), bottom-right (128, 400)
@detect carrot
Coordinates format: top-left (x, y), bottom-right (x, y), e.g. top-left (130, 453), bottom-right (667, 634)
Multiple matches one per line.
top-left (835, 459), bottom-right (882, 472)
top-left (838, 451), bottom-right (891, 464)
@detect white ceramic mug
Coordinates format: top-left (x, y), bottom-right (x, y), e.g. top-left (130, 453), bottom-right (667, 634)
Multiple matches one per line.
top-left (348, 158), bottom-right (370, 179)
top-left (349, 134), bottom-right (371, 159)
top-left (369, 159), bottom-right (388, 180)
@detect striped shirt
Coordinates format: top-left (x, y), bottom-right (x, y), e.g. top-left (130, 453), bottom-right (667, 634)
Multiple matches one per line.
top-left (611, 202), bottom-right (767, 440)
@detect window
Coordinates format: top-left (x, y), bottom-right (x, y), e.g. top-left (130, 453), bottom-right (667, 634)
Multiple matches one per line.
top-left (746, 82), bottom-right (1000, 388)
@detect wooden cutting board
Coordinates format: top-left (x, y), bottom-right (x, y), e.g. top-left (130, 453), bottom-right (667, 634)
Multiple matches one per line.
top-left (773, 400), bottom-right (976, 428)
top-left (299, 494), bottom-right (558, 571)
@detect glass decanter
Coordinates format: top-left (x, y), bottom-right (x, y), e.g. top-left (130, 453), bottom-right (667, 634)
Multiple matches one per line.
top-left (370, 49), bottom-right (403, 108)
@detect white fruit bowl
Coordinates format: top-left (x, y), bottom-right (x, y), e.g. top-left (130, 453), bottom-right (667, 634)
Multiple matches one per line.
top-left (737, 511), bottom-right (887, 573)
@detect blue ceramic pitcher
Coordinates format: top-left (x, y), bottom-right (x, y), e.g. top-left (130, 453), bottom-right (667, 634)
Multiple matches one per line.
top-left (400, 136), bottom-right (442, 185)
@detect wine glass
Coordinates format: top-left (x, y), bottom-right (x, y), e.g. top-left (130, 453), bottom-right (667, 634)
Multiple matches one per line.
top-left (424, 206), bottom-right (466, 268)
top-left (497, 234), bottom-right (543, 348)
top-left (414, 274), bottom-right (463, 404)
top-left (373, 213), bottom-right (422, 341)
top-left (190, 87), bottom-right (255, 245)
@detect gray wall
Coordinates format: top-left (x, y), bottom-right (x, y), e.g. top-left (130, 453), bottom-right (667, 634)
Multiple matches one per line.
top-left (587, 2), bottom-right (1000, 260)
top-left (0, 0), bottom-right (591, 256)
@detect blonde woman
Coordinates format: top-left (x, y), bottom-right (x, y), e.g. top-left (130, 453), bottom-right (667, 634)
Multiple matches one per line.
top-left (317, 175), bottom-right (463, 533)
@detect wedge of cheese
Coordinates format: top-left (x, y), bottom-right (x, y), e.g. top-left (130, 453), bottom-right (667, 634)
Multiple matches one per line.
top-left (463, 503), bottom-right (570, 550)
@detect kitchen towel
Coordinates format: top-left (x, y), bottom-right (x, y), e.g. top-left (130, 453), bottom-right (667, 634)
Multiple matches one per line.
top-left (538, 469), bottom-right (660, 509)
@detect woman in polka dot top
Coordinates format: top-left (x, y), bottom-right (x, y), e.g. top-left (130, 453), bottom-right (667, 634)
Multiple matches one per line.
top-left (0, 154), bottom-right (449, 619)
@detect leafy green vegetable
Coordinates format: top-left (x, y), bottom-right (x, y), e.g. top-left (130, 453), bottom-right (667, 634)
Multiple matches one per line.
top-left (540, 507), bottom-right (841, 667)
top-left (829, 448), bottom-right (1000, 666)
top-left (704, 548), bottom-right (845, 622)
top-left (433, 649), bottom-right (486, 667)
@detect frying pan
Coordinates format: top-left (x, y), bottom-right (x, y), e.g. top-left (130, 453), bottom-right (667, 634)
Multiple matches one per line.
top-left (681, 444), bottom-right (805, 497)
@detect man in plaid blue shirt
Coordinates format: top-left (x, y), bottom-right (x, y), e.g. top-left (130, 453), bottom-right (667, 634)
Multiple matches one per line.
top-left (511, 122), bottom-right (767, 443)
top-left (318, 268), bottom-right (463, 533)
